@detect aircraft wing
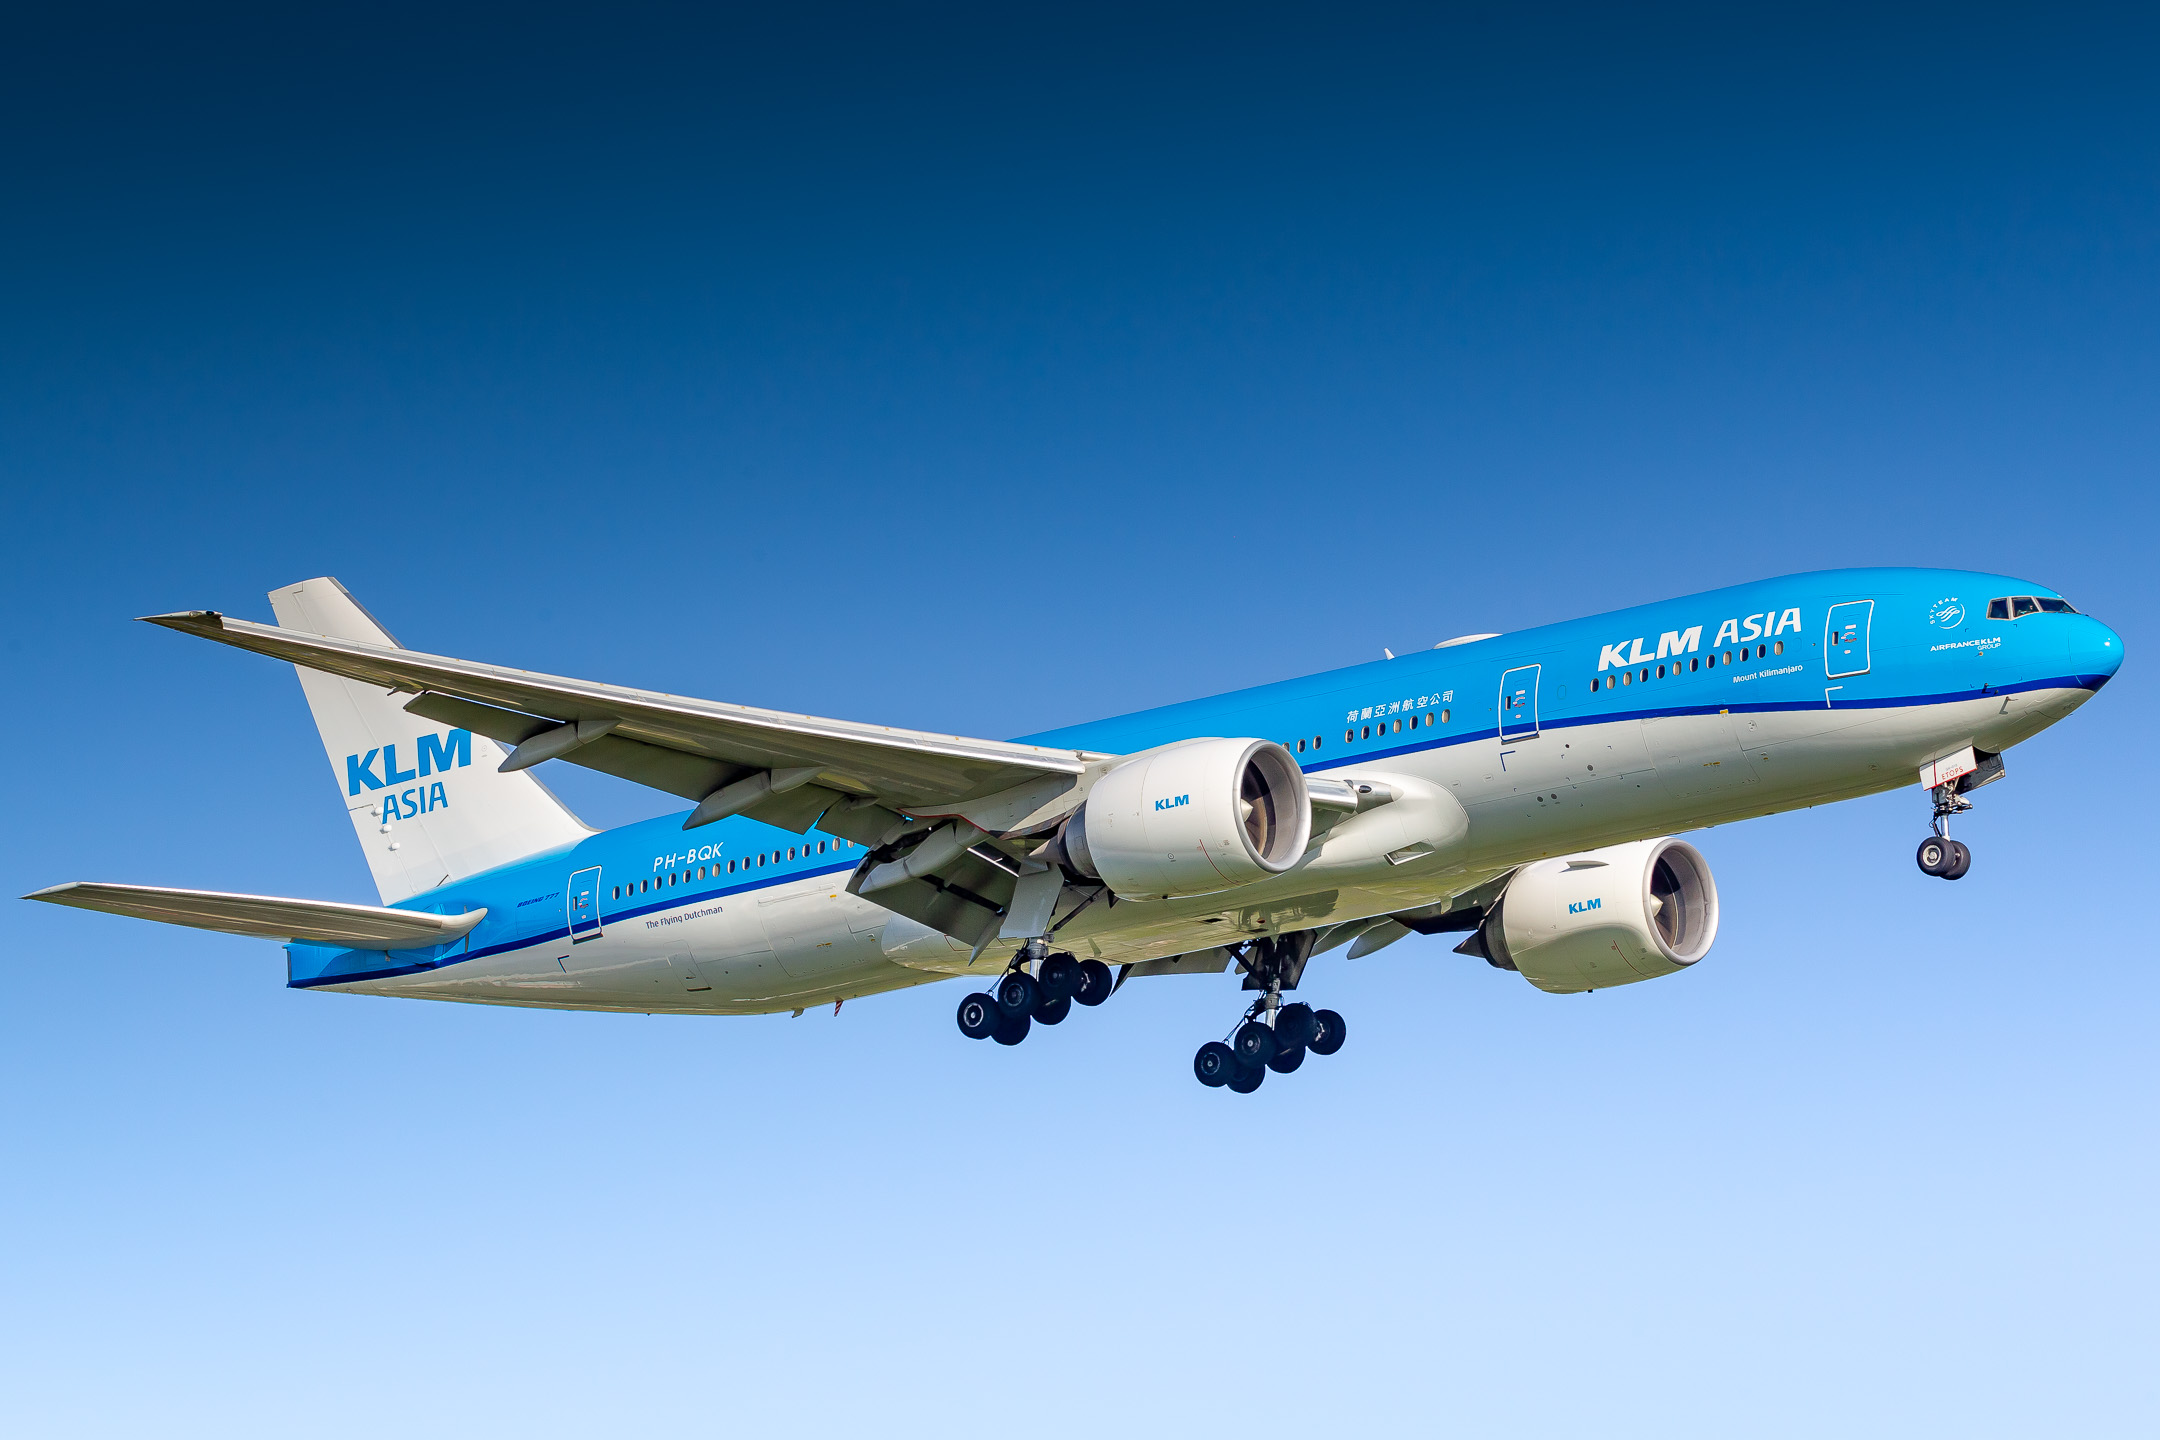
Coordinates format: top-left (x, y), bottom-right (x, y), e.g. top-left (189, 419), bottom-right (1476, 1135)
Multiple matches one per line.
top-left (141, 609), bottom-right (1104, 842)
top-left (26, 882), bottom-right (485, 949)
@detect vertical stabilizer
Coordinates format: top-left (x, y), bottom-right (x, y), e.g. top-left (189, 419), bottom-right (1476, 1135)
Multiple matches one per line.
top-left (270, 578), bottom-right (590, 903)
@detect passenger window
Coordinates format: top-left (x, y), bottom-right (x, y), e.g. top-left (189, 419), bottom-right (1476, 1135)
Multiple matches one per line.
top-left (1312, 735), bottom-right (1322, 750)
top-left (1344, 729), bottom-right (1353, 743)
top-left (1361, 726), bottom-right (1370, 739)
top-left (1620, 671), bottom-right (1631, 686)
top-left (1757, 644), bottom-right (1767, 658)
top-left (1772, 641), bottom-right (1783, 656)
top-left (1441, 709), bottom-right (1450, 723)
top-left (1296, 738), bottom-right (1306, 752)
top-left (1591, 678), bottom-right (1600, 692)
top-left (1392, 718), bottom-right (1402, 734)
top-left (1690, 657), bottom-right (1699, 671)
top-left (1656, 664), bottom-right (1665, 679)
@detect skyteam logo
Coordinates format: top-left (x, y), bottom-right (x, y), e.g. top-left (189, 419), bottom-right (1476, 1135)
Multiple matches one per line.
top-left (1927, 596), bottom-right (1966, 629)
top-left (346, 729), bottom-right (472, 795)
top-left (1568, 898), bottom-right (1602, 915)
top-left (1154, 794), bottom-right (1191, 812)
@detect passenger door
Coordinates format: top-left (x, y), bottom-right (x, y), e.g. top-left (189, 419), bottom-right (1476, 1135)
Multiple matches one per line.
top-left (1825, 600), bottom-right (1874, 679)
top-left (566, 865), bottom-right (603, 942)
top-left (1498, 664), bottom-right (1541, 741)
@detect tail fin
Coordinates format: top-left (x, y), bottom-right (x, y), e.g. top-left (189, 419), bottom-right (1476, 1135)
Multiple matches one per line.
top-left (270, 578), bottom-right (590, 903)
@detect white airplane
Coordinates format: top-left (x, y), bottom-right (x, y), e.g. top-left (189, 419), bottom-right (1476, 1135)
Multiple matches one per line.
top-left (29, 569), bottom-right (2121, 1091)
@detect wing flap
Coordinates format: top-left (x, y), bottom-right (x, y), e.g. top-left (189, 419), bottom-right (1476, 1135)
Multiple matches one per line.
top-left (26, 882), bottom-right (485, 949)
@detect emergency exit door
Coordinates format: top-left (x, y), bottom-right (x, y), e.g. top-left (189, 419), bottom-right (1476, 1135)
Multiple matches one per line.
top-left (1825, 600), bottom-right (1874, 678)
top-left (1498, 664), bottom-right (1541, 741)
top-left (567, 866), bottom-right (603, 942)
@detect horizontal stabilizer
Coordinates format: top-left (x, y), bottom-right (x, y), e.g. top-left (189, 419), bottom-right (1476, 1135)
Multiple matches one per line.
top-left (25, 882), bottom-right (485, 949)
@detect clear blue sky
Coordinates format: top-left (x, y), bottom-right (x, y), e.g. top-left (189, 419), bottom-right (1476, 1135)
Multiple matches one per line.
top-left (3, 5), bottom-right (2154, 1435)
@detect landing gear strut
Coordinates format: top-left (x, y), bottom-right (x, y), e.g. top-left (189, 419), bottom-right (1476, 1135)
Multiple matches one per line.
top-left (1191, 934), bottom-right (1345, 1093)
top-left (955, 939), bottom-right (1114, 1045)
top-left (1916, 782), bottom-right (1974, 880)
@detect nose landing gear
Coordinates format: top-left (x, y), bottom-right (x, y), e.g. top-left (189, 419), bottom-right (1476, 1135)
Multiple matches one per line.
top-left (1916, 780), bottom-right (1976, 881)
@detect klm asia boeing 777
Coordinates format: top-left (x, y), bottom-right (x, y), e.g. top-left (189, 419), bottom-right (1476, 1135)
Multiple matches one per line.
top-left (28, 570), bottom-right (2121, 1090)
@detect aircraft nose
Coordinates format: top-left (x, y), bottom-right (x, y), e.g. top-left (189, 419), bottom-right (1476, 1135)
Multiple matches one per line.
top-left (2069, 615), bottom-right (2124, 688)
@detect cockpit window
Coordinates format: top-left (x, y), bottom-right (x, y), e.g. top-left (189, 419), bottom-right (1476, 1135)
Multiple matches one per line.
top-left (1990, 595), bottom-right (2080, 619)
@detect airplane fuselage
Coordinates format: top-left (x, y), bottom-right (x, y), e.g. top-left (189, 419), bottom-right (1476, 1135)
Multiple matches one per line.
top-left (289, 566), bottom-right (2120, 1012)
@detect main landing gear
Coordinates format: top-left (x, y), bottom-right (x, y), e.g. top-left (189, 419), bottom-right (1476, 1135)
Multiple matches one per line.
top-left (1192, 932), bottom-right (1345, 1095)
top-left (955, 940), bottom-right (1114, 1046)
top-left (1193, 1000), bottom-right (1345, 1095)
top-left (1916, 781), bottom-right (1975, 881)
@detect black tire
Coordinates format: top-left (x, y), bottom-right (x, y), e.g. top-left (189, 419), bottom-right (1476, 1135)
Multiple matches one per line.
top-left (1194, 1041), bottom-right (1237, 1087)
top-left (1916, 837), bottom-right (1951, 876)
top-left (1073, 959), bottom-right (1115, 1007)
top-left (956, 992), bottom-right (999, 1040)
top-left (1943, 839), bottom-right (1972, 880)
top-left (1033, 994), bottom-right (1073, 1026)
top-left (992, 1010), bottom-right (1032, 1046)
top-left (1308, 1009), bottom-right (1347, 1056)
top-left (1232, 1020), bottom-right (1278, 1067)
top-left (1226, 1063), bottom-right (1265, 1094)
top-left (1038, 953), bottom-right (1081, 1003)
top-left (1266, 1044), bottom-right (1306, 1074)
top-left (1276, 1002), bottom-right (1317, 1052)
top-left (995, 970), bottom-right (1040, 1017)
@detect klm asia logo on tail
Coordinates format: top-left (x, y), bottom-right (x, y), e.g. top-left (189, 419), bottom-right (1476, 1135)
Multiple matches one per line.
top-left (347, 729), bottom-right (473, 818)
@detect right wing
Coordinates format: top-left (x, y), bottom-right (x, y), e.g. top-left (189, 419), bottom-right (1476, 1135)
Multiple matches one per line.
top-left (26, 882), bottom-right (485, 950)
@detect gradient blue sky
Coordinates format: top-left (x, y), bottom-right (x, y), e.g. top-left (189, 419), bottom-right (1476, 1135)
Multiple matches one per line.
top-left (3, 6), bottom-right (2155, 1435)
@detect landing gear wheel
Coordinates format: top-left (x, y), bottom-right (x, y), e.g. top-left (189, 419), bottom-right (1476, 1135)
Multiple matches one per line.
top-left (1073, 959), bottom-right (1114, 1007)
top-left (1033, 994), bottom-right (1073, 1026)
top-left (1265, 1044), bottom-right (1306, 1074)
top-left (1275, 1003), bottom-right (1317, 1052)
top-left (1308, 1009), bottom-right (1346, 1056)
top-left (992, 1011), bottom-right (1032, 1046)
top-left (1943, 839), bottom-right (1972, 880)
top-left (1194, 1041), bottom-right (1237, 1087)
top-left (1917, 837), bottom-right (1952, 876)
top-left (956, 992), bottom-right (999, 1040)
top-left (1226, 1063), bottom-right (1265, 1094)
top-left (1038, 952), bottom-right (1081, 1003)
top-left (1232, 1020), bottom-right (1279, 1067)
top-left (995, 970), bottom-right (1040, 1017)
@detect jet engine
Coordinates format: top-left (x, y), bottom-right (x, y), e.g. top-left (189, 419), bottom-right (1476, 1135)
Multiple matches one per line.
top-left (1050, 738), bottom-right (1310, 900)
top-left (1467, 837), bottom-right (1718, 994)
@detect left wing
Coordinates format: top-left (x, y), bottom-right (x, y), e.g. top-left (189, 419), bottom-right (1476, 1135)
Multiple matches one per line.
top-left (145, 603), bottom-right (1116, 955)
top-left (143, 608), bottom-right (1104, 838)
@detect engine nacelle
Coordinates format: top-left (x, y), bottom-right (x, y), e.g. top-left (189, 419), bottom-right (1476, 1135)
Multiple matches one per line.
top-left (1054, 738), bottom-right (1310, 900)
top-left (1474, 837), bottom-right (1718, 994)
